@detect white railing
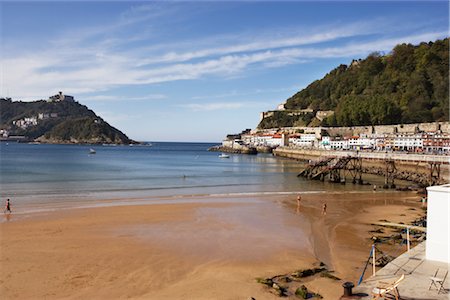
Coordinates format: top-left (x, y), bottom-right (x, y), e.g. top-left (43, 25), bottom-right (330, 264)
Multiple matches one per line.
top-left (276, 147), bottom-right (450, 164)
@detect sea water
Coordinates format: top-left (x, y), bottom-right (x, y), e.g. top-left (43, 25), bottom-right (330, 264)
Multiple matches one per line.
top-left (0, 142), bottom-right (379, 210)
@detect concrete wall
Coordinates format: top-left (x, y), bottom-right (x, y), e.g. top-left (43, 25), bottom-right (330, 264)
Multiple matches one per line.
top-left (426, 184), bottom-right (450, 264)
top-left (324, 122), bottom-right (449, 137)
top-left (273, 147), bottom-right (449, 164)
top-left (256, 122), bottom-right (450, 137)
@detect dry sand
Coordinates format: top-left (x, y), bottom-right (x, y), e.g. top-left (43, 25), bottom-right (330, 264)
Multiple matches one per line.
top-left (0, 191), bottom-right (424, 299)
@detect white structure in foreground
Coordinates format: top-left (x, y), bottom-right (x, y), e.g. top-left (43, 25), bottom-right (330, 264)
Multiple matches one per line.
top-left (426, 184), bottom-right (450, 263)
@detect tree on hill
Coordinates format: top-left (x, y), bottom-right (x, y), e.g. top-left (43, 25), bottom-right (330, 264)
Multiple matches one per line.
top-left (0, 99), bottom-right (134, 144)
top-left (259, 38), bottom-right (449, 129)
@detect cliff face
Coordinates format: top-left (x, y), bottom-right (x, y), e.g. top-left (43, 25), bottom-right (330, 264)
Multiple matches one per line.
top-left (258, 38), bottom-right (449, 129)
top-left (0, 99), bottom-right (135, 144)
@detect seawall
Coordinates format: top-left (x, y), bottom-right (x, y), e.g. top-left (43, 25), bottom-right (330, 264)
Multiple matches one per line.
top-left (273, 147), bottom-right (449, 185)
top-left (257, 121), bottom-right (449, 137)
top-left (208, 145), bottom-right (257, 154)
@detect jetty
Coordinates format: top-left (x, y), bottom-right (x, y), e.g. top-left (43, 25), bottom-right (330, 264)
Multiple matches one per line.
top-left (299, 156), bottom-right (364, 183)
top-left (280, 148), bottom-right (448, 186)
top-left (208, 145), bottom-right (257, 154)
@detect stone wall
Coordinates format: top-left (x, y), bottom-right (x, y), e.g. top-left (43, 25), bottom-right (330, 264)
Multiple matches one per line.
top-left (256, 122), bottom-right (449, 137)
top-left (273, 147), bottom-right (449, 183)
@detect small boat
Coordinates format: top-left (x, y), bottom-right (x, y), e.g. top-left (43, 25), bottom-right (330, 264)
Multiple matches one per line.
top-left (219, 153), bottom-right (230, 158)
top-left (89, 148), bottom-right (96, 154)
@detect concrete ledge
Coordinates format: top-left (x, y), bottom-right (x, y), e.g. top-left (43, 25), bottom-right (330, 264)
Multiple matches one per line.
top-left (353, 242), bottom-right (449, 299)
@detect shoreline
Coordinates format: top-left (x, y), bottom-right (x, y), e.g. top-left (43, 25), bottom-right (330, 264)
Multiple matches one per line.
top-left (1, 189), bottom-right (410, 221)
top-left (0, 190), bottom-right (424, 299)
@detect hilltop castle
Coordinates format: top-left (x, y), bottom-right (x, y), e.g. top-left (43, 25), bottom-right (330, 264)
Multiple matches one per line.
top-left (48, 91), bottom-right (75, 103)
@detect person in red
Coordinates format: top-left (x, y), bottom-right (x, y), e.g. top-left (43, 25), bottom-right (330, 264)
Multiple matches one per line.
top-left (4, 198), bottom-right (11, 214)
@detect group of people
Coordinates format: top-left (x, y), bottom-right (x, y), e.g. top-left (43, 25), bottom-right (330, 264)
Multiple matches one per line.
top-left (296, 194), bottom-right (327, 215)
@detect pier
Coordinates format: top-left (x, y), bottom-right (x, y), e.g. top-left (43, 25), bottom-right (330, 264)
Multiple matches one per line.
top-left (276, 148), bottom-right (449, 186)
top-left (299, 156), bottom-right (363, 184)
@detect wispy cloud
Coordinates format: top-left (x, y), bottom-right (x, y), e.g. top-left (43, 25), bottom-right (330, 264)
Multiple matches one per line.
top-left (135, 24), bottom-right (375, 66)
top-left (81, 94), bottom-right (167, 102)
top-left (190, 86), bottom-right (299, 100)
top-left (1, 2), bottom-right (447, 101)
top-left (182, 102), bottom-right (251, 112)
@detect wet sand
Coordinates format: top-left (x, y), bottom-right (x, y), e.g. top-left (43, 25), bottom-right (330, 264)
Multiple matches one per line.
top-left (0, 191), bottom-right (424, 299)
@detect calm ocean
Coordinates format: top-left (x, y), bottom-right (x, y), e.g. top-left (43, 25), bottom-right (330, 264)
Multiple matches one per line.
top-left (0, 142), bottom-right (377, 211)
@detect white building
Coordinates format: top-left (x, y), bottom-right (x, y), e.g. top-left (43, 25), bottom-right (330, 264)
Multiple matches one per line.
top-left (241, 134), bottom-right (274, 146)
top-left (290, 133), bottom-right (317, 148)
top-left (393, 134), bottom-right (423, 151)
top-left (426, 184), bottom-right (450, 263)
top-left (0, 129), bottom-right (9, 137)
top-left (38, 113), bottom-right (50, 120)
top-left (267, 134), bottom-right (283, 147)
top-left (12, 117), bottom-right (37, 129)
top-left (329, 139), bottom-right (349, 150)
top-left (277, 102), bottom-right (286, 111)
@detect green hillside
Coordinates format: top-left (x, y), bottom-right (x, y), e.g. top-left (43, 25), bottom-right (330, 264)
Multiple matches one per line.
top-left (0, 98), bottom-right (134, 144)
top-left (258, 38), bottom-right (449, 129)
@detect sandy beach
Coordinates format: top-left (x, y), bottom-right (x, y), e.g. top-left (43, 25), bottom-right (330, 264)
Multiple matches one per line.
top-left (0, 191), bottom-right (424, 299)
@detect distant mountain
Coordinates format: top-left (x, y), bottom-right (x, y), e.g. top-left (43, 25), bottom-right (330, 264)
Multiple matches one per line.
top-left (258, 38), bottom-right (449, 129)
top-left (0, 98), bottom-right (135, 144)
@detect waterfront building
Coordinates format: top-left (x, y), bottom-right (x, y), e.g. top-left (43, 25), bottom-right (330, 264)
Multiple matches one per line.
top-left (235, 123), bottom-right (450, 155)
top-left (329, 138), bottom-right (349, 150)
top-left (423, 133), bottom-right (450, 154)
top-left (289, 133), bottom-right (316, 148)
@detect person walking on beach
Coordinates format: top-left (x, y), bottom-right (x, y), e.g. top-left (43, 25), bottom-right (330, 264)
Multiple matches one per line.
top-left (296, 194), bottom-right (302, 213)
top-left (4, 198), bottom-right (11, 214)
top-left (322, 202), bottom-right (327, 216)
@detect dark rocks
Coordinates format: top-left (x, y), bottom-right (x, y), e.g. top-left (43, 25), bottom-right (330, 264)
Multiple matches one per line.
top-left (256, 277), bottom-right (273, 287)
top-left (369, 228), bottom-right (384, 234)
top-left (256, 264), bottom-right (330, 298)
top-left (320, 271), bottom-right (341, 280)
top-left (295, 285), bottom-right (308, 299)
top-left (291, 267), bottom-right (326, 278)
top-left (270, 283), bottom-right (287, 297)
top-left (295, 285), bottom-right (323, 299)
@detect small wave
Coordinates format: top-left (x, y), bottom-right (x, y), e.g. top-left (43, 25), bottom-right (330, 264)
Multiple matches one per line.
top-left (207, 191), bottom-right (328, 197)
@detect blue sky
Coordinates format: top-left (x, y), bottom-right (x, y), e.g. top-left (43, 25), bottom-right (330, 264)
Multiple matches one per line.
top-left (1, 1), bottom-right (448, 142)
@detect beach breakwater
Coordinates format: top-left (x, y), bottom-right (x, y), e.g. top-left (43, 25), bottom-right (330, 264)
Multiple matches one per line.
top-left (273, 147), bottom-right (449, 186)
top-left (208, 145), bottom-right (257, 154)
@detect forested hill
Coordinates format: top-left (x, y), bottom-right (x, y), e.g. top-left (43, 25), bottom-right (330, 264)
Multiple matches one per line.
top-left (259, 38), bottom-right (449, 129)
top-left (0, 99), bottom-right (135, 144)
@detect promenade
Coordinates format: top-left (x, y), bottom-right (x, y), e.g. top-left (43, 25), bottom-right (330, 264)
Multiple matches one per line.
top-left (353, 243), bottom-right (449, 299)
top-left (274, 147), bottom-right (450, 164)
